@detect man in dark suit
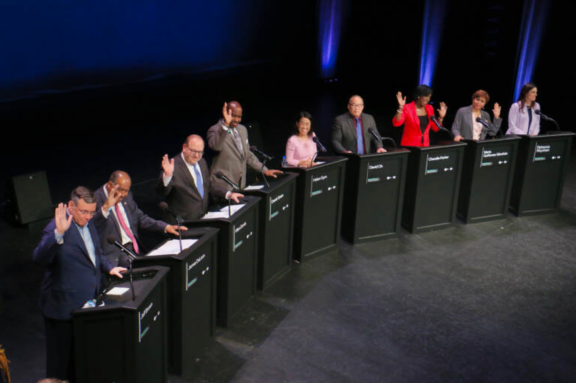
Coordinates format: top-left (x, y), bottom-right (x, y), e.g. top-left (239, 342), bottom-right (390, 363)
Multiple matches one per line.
top-left (33, 186), bottom-right (126, 381)
top-left (93, 170), bottom-right (187, 267)
top-left (331, 95), bottom-right (387, 155)
top-left (157, 134), bottom-right (244, 223)
top-left (207, 101), bottom-right (283, 190)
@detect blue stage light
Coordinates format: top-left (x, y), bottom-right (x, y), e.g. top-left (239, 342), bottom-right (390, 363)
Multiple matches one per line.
top-left (418, 0), bottom-right (448, 86)
top-left (513, 0), bottom-right (550, 101)
top-left (319, 0), bottom-right (344, 79)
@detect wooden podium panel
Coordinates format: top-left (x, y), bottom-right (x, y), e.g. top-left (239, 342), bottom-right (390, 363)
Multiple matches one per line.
top-left (458, 137), bottom-right (521, 223)
top-left (286, 157), bottom-right (347, 262)
top-left (341, 149), bottom-right (410, 243)
top-left (402, 143), bottom-right (466, 233)
top-left (509, 133), bottom-right (574, 216)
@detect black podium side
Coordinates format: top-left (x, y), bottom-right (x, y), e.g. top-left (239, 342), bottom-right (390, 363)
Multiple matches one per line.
top-left (243, 173), bottom-right (297, 290)
top-left (133, 227), bottom-right (218, 377)
top-left (286, 157), bottom-right (347, 262)
top-left (457, 137), bottom-right (521, 223)
top-left (185, 196), bottom-right (260, 327)
top-left (73, 266), bottom-right (169, 383)
top-left (341, 149), bottom-right (410, 244)
top-left (509, 132), bottom-right (575, 216)
top-left (402, 143), bottom-right (466, 233)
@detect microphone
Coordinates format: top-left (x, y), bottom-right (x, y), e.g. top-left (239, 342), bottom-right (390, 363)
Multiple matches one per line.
top-left (475, 117), bottom-right (489, 128)
top-left (159, 202), bottom-right (183, 223)
top-left (215, 171), bottom-right (240, 190)
top-left (313, 136), bottom-right (327, 153)
top-left (107, 235), bottom-right (137, 261)
top-left (158, 202), bottom-right (183, 252)
top-left (368, 128), bottom-right (383, 143)
top-left (431, 116), bottom-right (454, 139)
top-left (535, 110), bottom-right (560, 131)
top-left (250, 146), bottom-right (273, 161)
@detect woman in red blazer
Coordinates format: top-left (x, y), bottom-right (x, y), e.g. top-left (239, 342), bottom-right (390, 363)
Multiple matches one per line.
top-left (392, 85), bottom-right (448, 147)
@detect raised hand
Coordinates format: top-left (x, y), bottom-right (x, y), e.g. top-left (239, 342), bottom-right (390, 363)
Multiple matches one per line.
top-left (493, 102), bottom-right (501, 119)
top-left (437, 102), bottom-right (448, 119)
top-left (161, 154), bottom-right (175, 178)
top-left (396, 92), bottom-right (407, 108)
top-left (222, 102), bottom-right (232, 127)
top-left (55, 203), bottom-right (72, 236)
top-left (102, 184), bottom-right (121, 212)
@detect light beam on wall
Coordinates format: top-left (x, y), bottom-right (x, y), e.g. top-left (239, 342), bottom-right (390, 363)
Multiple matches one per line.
top-left (419, 0), bottom-right (448, 86)
top-left (513, 0), bottom-right (550, 101)
top-left (319, 0), bottom-right (344, 79)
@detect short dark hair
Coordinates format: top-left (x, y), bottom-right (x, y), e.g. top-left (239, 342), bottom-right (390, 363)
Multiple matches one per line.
top-left (70, 186), bottom-right (96, 204)
top-left (413, 85), bottom-right (433, 99)
top-left (295, 111), bottom-right (314, 136)
top-left (472, 89), bottom-right (490, 103)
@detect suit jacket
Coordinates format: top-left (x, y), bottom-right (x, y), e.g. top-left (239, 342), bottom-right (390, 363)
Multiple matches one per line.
top-left (93, 185), bottom-right (167, 265)
top-left (392, 102), bottom-right (440, 147)
top-left (33, 218), bottom-right (112, 320)
top-left (331, 113), bottom-right (383, 154)
top-left (451, 105), bottom-right (501, 140)
top-left (207, 120), bottom-right (268, 190)
top-left (156, 155), bottom-right (226, 223)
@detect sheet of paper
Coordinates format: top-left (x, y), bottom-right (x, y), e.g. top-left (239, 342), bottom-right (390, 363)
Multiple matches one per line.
top-left (202, 211), bottom-right (230, 219)
top-left (107, 287), bottom-right (130, 296)
top-left (219, 204), bottom-right (245, 214)
top-left (147, 239), bottom-right (198, 256)
top-left (244, 185), bottom-right (264, 190)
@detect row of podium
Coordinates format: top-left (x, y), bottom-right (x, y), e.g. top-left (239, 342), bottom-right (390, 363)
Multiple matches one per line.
top-left (71, 133), bottom-right (573, 383)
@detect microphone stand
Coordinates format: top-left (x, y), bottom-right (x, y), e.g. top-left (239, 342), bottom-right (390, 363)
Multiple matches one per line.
top-left (261, 160), bottom-right (270, 188)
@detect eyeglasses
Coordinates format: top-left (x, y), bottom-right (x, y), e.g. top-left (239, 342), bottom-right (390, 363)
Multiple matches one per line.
top-left (185, 147), bottom-right (204, 156)
top-left (348, 104), bottom-right (364, 108)
top-left (75, 209), bottom-right (96, 216)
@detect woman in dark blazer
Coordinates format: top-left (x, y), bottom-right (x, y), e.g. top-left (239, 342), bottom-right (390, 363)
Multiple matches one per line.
top-left (452, 90), bottom-right (502, 141)
top-left (393, 85), bottom-right (448, 147)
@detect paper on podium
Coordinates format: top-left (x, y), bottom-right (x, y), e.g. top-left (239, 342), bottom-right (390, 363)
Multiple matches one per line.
top-left (244, 185), bottom-right (264, 190)
top-left (202, 204), bottom-right (246, 219)
top-left (147, 239), bottom-right (198, 256)
top-left (107, 287), bottom-right (130, 296)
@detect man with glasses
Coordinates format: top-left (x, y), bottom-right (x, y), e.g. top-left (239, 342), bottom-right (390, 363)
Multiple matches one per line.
top-left (33, 186), bottom-right (126, 381)
top-left (207, 101), bottom-right (283, 191)
top-left (331, 95), bottom-right (386, 155)
top-left (93, 170), bottom-right (187, 267)
top-left (157, 134), bottom-right (244, 223)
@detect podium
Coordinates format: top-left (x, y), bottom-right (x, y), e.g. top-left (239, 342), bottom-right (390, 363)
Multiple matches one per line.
top-left (341, 149), bottom-right (410, 243)
top-left (286, 157), bottom-right (347, 262)
top-left (185, 196), bottom-right (260, 327)
top-left (458, 137), bottom-right (521, 223)
top-left (509, 132), bottom-right (574, 216)
top-left (73, 266), bottom-right (169, 383)
top-left (402, 143), bottom-right (466, 233)
top-left (133, 227), bottom-right (218, 377)
top-left (243, 173), bottom-right (297, 290)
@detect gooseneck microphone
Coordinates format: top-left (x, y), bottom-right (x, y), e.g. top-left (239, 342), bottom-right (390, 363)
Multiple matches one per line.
top-left (215, 171), bottom-right (240, 190)
top-left (158, 202), bottom-right (184, 252)
top-left (107, 235), bottom-right (136, 301)
top-left (313, 136), bottom-right (327, 153)
top-left (431, 116), bottom-right (454, 139)
top-left (535, 110), bottom-right (560, 131)
top-left (250, 146), bottom-right (273, 161)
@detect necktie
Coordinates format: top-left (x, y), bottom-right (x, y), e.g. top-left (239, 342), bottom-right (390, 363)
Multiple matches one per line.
top-left (356, 118), bottom-right (364, 154)
top-left (194, 163), bottom-right (204, 198)
top-left (115, 204), bottom-right (139, 254)
top-left (232, 128), bottom-right (244, 154)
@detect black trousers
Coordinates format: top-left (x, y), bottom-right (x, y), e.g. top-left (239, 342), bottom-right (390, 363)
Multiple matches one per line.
top-left (44, 316), bottom-right (75, 382)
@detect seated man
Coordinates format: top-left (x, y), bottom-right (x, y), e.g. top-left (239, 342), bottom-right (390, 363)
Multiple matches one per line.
top-left (157, 134), bottom-right (244, 223)
top-left (93, 170), bottom-right (187, 267)
top-left (33, 186), bottom-right (126, 381)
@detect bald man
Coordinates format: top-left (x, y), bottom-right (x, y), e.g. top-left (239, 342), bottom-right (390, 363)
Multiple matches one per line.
top-left (93, 171), bottom-right (187, 267)
top-left (207, 101), bottom-right (282, 191)
top-left (157, 135), bottom-right (244, 223)
top-left (331, 95), bottom-right (386, 155)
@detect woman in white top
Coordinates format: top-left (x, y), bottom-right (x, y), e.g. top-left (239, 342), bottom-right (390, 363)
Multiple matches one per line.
top-left (452, 89), bottom-right (501, 141)
top-left (506, 83), bottom-right (541, 136)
